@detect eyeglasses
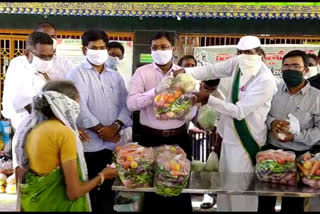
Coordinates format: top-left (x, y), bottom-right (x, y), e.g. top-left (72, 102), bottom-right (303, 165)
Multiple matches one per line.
top-left (30, 50), bottom-right (54, 61)
top-left (151, 45), bottom-right (172, 51)
top-left (282, 64), bottom-right (305, 70)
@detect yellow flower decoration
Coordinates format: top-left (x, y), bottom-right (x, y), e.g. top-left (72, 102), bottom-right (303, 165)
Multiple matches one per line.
top-left (5, 7), bottom-right (10, 12)
top-left (132, 11), bottom-right (136, 15)
top-left (125, 10), bottom-right (129, 15)
top-left (172, 12), bottom-right (176, 16)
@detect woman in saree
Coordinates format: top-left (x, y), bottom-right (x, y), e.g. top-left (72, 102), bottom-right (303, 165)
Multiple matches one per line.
top-left (14, 80), bottom-right (117, 211)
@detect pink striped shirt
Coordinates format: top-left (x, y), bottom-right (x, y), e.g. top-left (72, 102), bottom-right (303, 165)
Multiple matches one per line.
top-left (127, 63), bottom-right (188, 130)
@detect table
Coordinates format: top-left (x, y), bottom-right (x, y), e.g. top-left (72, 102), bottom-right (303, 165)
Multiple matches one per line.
top-left (112, 171), bottom-right (320, 198)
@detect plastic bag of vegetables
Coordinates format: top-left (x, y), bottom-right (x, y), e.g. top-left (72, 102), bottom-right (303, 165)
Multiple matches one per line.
top-left (196, 105), bottom-right (217, 131)
top-left (154, 74), bottom-right (197, 120)
top-left (154, 145), bottom-right (187, 158)
top-left (154, 151), bottom-right (191, 197)
top-left (255, 149), bottom-right (297, 186)
top-left (154, 88), bottom-right (193, 120)
top-left (115, 143), bottom-right (155, 188)
top-left (297, 152), bottom-right (320, 189)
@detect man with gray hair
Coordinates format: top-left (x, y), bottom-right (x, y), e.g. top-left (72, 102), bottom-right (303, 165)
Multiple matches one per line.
top-left (173, 35), bottom-right (277, 211)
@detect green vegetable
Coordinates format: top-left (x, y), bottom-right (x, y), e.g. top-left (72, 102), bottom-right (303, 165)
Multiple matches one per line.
top-left (204, 151), bottom-right (219, 172)
top-left (154, 177), bottom-right (189, 197)
top-left (197, 105), bottom-right (216, 131)
top-left (256, 160), bottom-right (295, 173)
top-left (191, 160), bottom-right (206, 172)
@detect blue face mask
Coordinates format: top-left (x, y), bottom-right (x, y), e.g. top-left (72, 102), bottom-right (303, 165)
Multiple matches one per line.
top-left (106, 55), bottom-right (121, 70)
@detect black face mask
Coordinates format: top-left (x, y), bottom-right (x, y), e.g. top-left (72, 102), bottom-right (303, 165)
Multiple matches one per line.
top-left (282, 69), bottom-right (304, 88)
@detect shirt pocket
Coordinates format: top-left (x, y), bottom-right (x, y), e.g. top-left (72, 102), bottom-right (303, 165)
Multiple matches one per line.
top-left (292, 109), bottom-right (312, 129)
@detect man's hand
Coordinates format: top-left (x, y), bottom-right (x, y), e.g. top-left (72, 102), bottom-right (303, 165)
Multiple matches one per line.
top-left (155, 75), bottom-right (174, 94)
top-left (79, 129), bottom-right (91, 142)
top-left (271, 120), bottom-right (290, 134)
top-left (172, 68), bottom-right (186, 77)
top-left (97, 124), bottom-right (121, 143)
top-left (193, 90), bottom-right (210, 105)
top-left (273, 131), bottom-right (294, 143)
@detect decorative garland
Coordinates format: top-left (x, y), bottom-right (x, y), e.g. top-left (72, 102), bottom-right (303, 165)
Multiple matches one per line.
top-left (0, 2), bottom-right (319, 20)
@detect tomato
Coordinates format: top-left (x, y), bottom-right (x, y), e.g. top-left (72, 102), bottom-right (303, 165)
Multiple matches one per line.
top-left (315, 169), bottom-right (320, 176)
top-left (277, 159), bottom-right (286, 165)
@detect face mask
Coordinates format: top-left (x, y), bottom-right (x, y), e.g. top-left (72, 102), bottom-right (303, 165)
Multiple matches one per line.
top-left (282, 69), bottom-right (304, 88)
top-left (305, 66), bottom-right (318, 78)
top-left (106, 55), bottom-right (121, 70)
top-left (237, 54), bottom-right (262, 75)
top-left (30, 54), bottom-right (53, 73)
top-left (86, 48), bottom-right (109, 66)
top-left (151, 50), bottom-right (173, 65)
top-left (52, 38), bottom-right (57, 50)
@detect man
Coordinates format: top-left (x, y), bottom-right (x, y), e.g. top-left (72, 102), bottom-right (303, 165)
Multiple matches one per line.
top-left (126, 32), bottom-right (193, 213)
top-left (258, 50), bottom-right (320, 213)
top-left (2, 32), bottom-right (54, 130)
top-left (67, 29), bottom-right (132, 213)
top-left (178, 55), bottom-right (197, 68)
top-left (34, 22), bottom-right (73, 79)
top-left (173, 35), bottom-right (277, 211)
top-left (307, 53), bottom-right (320, 90)
top-left (106, 41), bottom-right (124, 70)
top-left (305, 53), bottom-right (318, 79)
top-left (2, 32), bottom-right (54, 184)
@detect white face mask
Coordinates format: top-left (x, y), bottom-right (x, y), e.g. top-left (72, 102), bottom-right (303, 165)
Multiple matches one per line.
top-left (305, 66), bottom-right (318, 78)
top-left (52, 38), bottom-right (57, 50)
top-left (30, 54), bottom-right (53, 73)
top-left (151, 50), bottom-right (173, 65)
top-left (106, 55), bottom-right (121, 70)
top-left (237, 54), bottom-right (262, 75)
top-left (86, 48), bottom-right (109, 66)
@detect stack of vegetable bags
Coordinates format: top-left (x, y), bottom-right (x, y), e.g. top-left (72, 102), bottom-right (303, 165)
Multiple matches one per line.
top-left (115, 143), bottom-right (155, 188)
top-left (154, 145), bottom-right (190, 197)
top-left (297, 152), bottom-right (320, 189)
top-left (154, 74), bottom-right (196, 120)
top-left (255, 149), bottom-right (297, 186)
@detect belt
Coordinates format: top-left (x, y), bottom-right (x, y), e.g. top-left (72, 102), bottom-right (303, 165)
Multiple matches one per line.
top-left (141, 124), bottom-right (187, 137)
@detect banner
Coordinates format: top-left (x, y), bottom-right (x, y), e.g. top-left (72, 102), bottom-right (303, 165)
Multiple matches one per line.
top-left (194, 44), bottom-right (320, 95)
top-left (55, 39), bottom-right (133, 89)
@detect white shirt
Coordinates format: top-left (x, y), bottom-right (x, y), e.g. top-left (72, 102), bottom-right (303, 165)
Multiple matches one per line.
top-left (2, 56), bottom-right (47, 129)
top-left (185, 57), bottom-right (277, 146)
top-left (47, 56), bottom-right (73, 80)
top-left (2, 55), bottom-right (73, 129)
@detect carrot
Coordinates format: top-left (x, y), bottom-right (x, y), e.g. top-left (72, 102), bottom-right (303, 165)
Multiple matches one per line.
top-left (311, 161), bottom-right (320, 176)
top-left (297, 163), bottom-right (310, 176)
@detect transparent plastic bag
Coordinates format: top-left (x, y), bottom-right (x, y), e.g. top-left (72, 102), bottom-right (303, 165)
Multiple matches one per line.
top-left (171, 73), bottom-right (197, 93)
top-left (255, 149), bottom-right (297, 186)
top-left (297, 152), bottom-right (320, 188)
top-left (153, 145), bottom-right (187, 158)
top-left (196, 105), bottom-right (217, 131)
top-left (154, 74), bottom-right (197, 120)
top-left (154, 88), bottom-right (193, 120)
top-left (154, 150), bottom-right (190, 197)
top-left (115, 143), bottom-right (155, 188)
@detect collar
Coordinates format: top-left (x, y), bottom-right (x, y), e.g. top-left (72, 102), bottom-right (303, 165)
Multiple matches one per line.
top-left (21, 55), bottom-right (38, 74)
top-left (82, 59), bottom-right (109, 72)
top-left (152, 62), bottom-right (180, 76)
top-left (283, 80), bottom-right (311, 95)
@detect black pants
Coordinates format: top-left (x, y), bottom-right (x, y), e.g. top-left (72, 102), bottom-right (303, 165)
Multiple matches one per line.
top-left (139, 127), bottom-right (193, 213)
top-left (258, 143), bottom-right (306, 213)
top-left (84, 149), bottom-right (115, 213)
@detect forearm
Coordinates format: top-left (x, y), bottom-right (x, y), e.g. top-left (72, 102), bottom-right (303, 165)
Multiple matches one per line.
top-left (68, 175), bottom-right (102, 200)
top-left (127, 88), bottom-right (156, 111)
top-left (293, 127), bottom-right (320, 147)
top-left (207, 95), bottom-right (244, 120)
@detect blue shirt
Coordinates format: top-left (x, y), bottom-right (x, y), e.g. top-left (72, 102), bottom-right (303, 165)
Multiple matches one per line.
top-left (67, 60), bottom-right (132, 152)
